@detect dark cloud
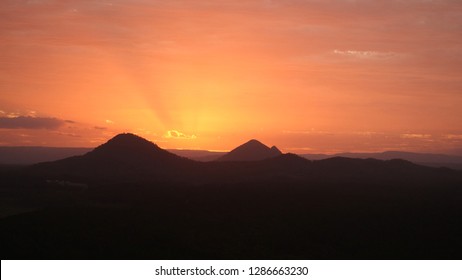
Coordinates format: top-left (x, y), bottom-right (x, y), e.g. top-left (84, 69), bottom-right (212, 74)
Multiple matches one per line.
top-left (0, 116), bottom-right (68, 130)
top-left (94, 126), bottom-right (107, 130)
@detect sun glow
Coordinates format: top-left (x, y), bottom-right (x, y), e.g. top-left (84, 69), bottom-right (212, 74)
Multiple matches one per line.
top-left (1, 1), bottom-right (462, 154)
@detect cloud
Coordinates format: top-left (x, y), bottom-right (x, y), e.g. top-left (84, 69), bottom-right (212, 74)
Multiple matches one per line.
top-left (444, 134), bottom-right (462, 140)
top-left (282, 130), bottom-right (382, 136)
top-left (0, 116), bottom-right (68, 130)
top-left (282, 130), bottom-right (333, 135)
top-left (94, 126), bottom-right (107, 130)
top-left (55, 132), bottom-right (81, 138)
top-left (333, 49), bottom-right (399, 60)
top-left (400, 133), bottom-right (432, 139)
top-left (163, 130), bottom-right (197, 139)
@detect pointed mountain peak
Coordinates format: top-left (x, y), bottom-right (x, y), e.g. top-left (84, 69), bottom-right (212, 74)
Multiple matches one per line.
top-left (247, 139), bottom-right (263, 144)
top-left (216, 139), bottom-right (282, 162)
top-left (242, 139), bottom-right (268, 148)
top-left (270, 146), bottom-right (282, 154)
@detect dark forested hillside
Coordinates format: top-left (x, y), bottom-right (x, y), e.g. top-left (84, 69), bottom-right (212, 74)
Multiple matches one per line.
top-left (1, 134), bottom-right (461, 259)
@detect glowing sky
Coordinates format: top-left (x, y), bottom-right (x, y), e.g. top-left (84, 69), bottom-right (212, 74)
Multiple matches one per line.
top-left (1, 0), bottom-right (462, 154)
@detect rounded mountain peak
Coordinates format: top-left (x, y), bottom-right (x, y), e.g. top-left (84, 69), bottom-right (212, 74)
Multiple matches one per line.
top-left (87, 133), bottom-right (173, 162)
top-left (107, 133), bottom-right (152, 145)
top-left (94, 133), bottom-right (161, 152)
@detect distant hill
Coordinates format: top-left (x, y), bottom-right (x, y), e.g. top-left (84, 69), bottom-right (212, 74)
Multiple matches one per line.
top-left (0, 146), bottom-right (92, 165)
top-left (167, 149), bottom-right (226, 162)
top-left (301, 151), bottom-right (462, 170)
top-left (216, 139), bottom-right (282, 162)
top-left (0, 145), bottom-right (224, 165)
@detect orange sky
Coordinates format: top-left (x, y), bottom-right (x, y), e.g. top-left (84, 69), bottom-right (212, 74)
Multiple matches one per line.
top-left (1, 0), bottom-right (462, 154)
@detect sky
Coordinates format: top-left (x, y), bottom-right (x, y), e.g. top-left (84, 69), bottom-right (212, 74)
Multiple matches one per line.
top-left (1, 0), bottom-right (462, 154)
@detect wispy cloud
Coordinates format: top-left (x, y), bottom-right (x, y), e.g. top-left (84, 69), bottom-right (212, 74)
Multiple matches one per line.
top-left (333, 49), bottom-right (399, 60)
top-left (55, 131), bottom-right (81, 138)
top-left (400, 133), bottom-right (432, 139)
top-left (0, 116), bottom-right (70, 130)
top-left (444, 134), bottom-right (462, 140)
top-left (163, 130), bottom-right (197, 139)
top-left (282, 130), bottom-right (382, 136)
top-left (282, 130), bottom-right (333, 135)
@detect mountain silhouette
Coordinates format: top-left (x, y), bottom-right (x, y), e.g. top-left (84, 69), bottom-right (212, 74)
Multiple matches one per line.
top-left (216, 139), bottom-right (282, 162)
top-left (26, 133), bottom-right (462, 186)
top-left (85, 133), bottom-right (184, 164)
top-left (301, 151), bottom-right (462, 169)
top-left (30, 133), bottom-right (194, 181)
top-left (4, 133), bottom-right (462, 259)
top-left (0, 146), bottom-right (92, 165)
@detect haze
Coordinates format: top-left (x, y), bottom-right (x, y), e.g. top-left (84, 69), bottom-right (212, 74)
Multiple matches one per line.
top-left (1, 0), bottom-right (462, 154)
